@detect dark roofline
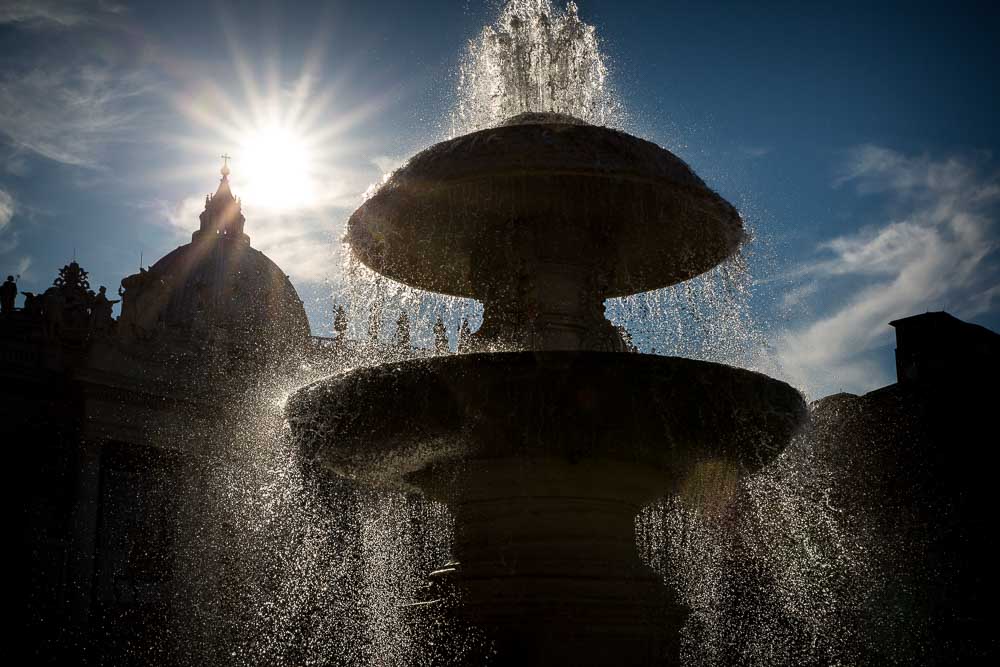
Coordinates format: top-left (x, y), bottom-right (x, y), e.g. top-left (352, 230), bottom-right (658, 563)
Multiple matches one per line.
top-left (888, 310), bottom-right (961, 328)
top-left (889, 310), bottom-right (1000, 338)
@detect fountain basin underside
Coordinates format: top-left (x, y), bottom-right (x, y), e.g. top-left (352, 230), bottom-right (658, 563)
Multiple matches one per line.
top-left (286, 352), bottom-right (805, 665)
top-left (288, 351), bottom-right (805, 499)
top-left (348, 119), bottom-right (744, 301)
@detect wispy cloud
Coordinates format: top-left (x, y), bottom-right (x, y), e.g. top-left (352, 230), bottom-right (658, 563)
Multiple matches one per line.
top-left (248, 208), bottom-right (341, 284)
top-left (739, 145), bottom-right (772, 159)
top-left (16, 255), bottom-right (32, 277)
top-left (1, 189), bottom-right (42, 278)
top-left (0, 188), bottom-right (17, 254)
top-left (0, 1), bottom-right (125, 28)
top-left (779, 281), bottom-right (819, 310)
top-left (0, 189), bottom-right (13, 230)
top-left (0, 59), bottom-right (151, 168)
top-left (773, 145), bottom-right (1000, 397)
top-left (0, 189), bottom-right (32, 279)
top-left (0, 1), bottom-right (151, 170)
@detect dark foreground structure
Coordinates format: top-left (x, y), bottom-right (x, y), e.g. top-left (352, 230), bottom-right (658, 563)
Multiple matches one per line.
top-left (9, 160), bottom-right (998, 663)
top-left (7, 165), bottom-right (395, 665)
top-left (804, 312), bottom-right (998, 664)
top-left (288, 112), bottom-right (807, 666)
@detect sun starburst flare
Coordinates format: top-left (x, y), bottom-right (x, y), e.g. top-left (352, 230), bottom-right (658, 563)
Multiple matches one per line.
top-left (237, 124), bottom-right (316, 210)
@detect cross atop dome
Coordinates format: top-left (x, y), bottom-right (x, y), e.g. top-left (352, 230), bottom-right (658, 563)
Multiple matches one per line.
top-left (212, 155), bottom-right (236, 202)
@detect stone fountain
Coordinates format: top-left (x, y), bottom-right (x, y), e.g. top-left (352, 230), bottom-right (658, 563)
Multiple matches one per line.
top-left (286, 110), bottom-right (806, 665)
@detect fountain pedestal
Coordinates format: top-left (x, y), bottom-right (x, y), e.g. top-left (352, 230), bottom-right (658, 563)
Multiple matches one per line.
top-left (434, 460), bottom-right (686, 665)
top-left (289, 352), bottom-right (805, 664)
top-left (287, 114), bottom-right (806, 665)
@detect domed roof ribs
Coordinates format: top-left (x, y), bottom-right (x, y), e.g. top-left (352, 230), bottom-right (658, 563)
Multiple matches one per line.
top-left (193, 155), bottom-right (249, 245)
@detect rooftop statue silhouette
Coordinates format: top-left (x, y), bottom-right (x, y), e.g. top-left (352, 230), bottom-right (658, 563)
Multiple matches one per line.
top-left (457, 317), bottom-right (472, 353)
top-left (333, 305), bottom-right (348, 345)
top-left (433, 315), bottom-right (449, 353)
top-left (394, 311), bottom-right (411, 350)
top-left (90, 286), bottom-right (120, 334)
top-left (0, 275), bottom-right (16, 315)
top-left (23, 261), bottom-right (95, 338)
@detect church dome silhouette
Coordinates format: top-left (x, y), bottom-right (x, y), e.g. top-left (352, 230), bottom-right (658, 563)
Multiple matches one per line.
top-left (118, 159), bottom-right (310, 355)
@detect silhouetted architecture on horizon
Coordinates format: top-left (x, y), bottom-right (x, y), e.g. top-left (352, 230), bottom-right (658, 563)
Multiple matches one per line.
top-left (1, 275), bottom-right (16, 314)
top-left (890, 310), bottom-right (1000, 385)
top-left (9, 162), bottom-right (997, 667)
top-left (686, 313), bottom-right (998, 665)
top-left (796, 314), bottom-right (997, 664)
top-left (6, 162), bottom-right (432, 666)
top-left (116, 161), bottom-right (310, 358)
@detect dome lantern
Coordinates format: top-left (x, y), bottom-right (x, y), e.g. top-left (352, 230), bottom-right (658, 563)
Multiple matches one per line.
top-left (194, 154), bottom-right (248, 244)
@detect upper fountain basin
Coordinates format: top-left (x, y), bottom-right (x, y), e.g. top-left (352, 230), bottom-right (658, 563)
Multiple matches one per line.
top-left (348, 114), bottom-right (744, 300)
top-left (286, 351), bottom-right (806, 503)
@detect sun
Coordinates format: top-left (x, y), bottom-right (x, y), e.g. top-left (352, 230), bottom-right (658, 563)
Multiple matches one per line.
top-left (237, 125), bottom-right (316, 210)
top-left (171, 37), bottom-right (382, 217)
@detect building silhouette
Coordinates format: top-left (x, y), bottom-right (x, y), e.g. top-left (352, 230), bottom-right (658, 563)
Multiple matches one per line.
top-left (890, 311), bottom-right (1000, 385)
top-left (7, 166), bottom-right (997, 667)
top-left (768, 314), bottom-right (995, 664)
top-left (116, 160), bottom-right (309, 358)
top-left (5, 163), bottom-right (425, 665)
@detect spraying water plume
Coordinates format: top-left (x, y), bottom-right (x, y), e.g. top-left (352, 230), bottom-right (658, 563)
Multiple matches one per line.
top-left (453, 0), bottom-right (625, 134)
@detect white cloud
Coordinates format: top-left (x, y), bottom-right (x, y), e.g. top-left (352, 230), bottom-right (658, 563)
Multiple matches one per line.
top-left (160, 195), bottom-right (206, 235)
top-left (780, 281), bottom-right (819, 310)
top-left (773, 146), bottom-right (999, 398)
top-left (15, 255), bottom-right (32, 279)
top-left (249, 209), bottom-right (341, 284)
top-left (0, 191), bottom-right (31, 280)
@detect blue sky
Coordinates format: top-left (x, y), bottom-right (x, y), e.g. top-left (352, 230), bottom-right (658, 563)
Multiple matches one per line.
top-left (1, 0), bottom-right (998, 397)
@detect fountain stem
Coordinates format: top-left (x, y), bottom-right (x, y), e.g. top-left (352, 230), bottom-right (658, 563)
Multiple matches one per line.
top-left (429, 459), bottom-right (688, 665)
top-left (473, 252), bottom-right (624, 351)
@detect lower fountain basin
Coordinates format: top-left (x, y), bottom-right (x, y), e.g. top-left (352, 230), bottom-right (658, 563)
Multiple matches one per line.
top-left (287, 351), bottom-right (806, 502)
top-left (287, 351), bottom-right (805, 665)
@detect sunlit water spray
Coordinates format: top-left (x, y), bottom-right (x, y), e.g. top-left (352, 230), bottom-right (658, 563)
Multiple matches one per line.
top-left (636, 407), bottom-right (876, 666)
top-left (165, 369), bottom-right (464, 666)
top-left (452, 0), bottom-right (626, 134)
top-left (164, 372), bottom-right (906, 665)
top-left (341, 0), bottom-right (771, 370)
top-left (335, 255), bottom-right (483, 354)
top-left (166, 2), bottom-right (894, 665)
